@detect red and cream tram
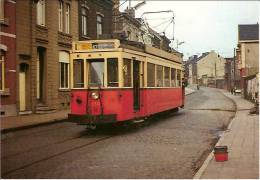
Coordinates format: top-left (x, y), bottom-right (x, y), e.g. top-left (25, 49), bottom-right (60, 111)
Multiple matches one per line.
top-left (68, 39), bottom-right (184, 126)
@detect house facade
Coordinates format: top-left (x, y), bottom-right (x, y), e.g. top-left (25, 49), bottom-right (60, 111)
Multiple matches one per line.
top-left (15, 0), bottom-right (114, 115)
top-left (197, 51), bottom-right (225, 88)
top-left (236, 24), bottom-right (259, 102)
top-left (184, 55), bottom-right (198, 85)
top-left (0, 0), bottom-right (17, 117)
top-left (16, 0), bottom-right (79, 114)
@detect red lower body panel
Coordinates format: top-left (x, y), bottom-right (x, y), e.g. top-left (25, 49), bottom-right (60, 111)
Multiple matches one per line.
top-left (70, 88), bottom-right (184, 123)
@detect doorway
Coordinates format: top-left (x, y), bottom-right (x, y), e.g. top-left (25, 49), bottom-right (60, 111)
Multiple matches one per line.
top-left (37, 47), bottom-right (46, 103)
top-left (133, 59), bottom-right (140, 111)
top-left (19, 63), bottom-right (28, 111)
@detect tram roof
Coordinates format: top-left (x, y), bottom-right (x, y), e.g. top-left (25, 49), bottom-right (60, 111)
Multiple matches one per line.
top-left (72, 39), bottom-right (183, 64)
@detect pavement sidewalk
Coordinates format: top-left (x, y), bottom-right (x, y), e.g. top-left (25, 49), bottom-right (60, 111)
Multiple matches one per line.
top-left (1, 110), bottom-right (70, 133)
top-left (194, 90), bottom-right (259, 179)
top-left (185, 87), bottom-right (195, 95)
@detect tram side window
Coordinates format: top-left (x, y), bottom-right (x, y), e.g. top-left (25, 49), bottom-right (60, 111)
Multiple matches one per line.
top-left (107, 58), bottom-right (118, 87)
top-left (123, 58), bottom-right (131, 87)
top-left (88, 59), bottom-right (104, 87)
top-left (164, 67), bottom-right (170, 87)
top-left (73, 59), bottom-right (84, 88)
top-left (177, 69), bottom-right (181, 87)
top-left (156, 65), bottom-right (163, 87)
top-left (171, 68), bottom-right (176, 87)
top-left (147, 63), bottom-right (155, 87)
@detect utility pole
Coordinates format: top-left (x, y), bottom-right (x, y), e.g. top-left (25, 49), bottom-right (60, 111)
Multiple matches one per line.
top-left (215, 62), bottom-right (217, 88)
top-left (129, 0), bottom-right (131, 8)
top-left (233, 48), bottom-right (236, 88)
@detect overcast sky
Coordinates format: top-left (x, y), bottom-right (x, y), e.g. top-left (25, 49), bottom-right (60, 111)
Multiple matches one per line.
top-left (120, 1), bottom-right (259, 60)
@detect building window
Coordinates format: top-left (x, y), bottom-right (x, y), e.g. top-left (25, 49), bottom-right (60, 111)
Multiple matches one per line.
top-left (147, 63), bottom-right (155, 87)
top-left (37, 0), bottom-right (45, 26)
top-left (107, 58), bottom-right (118, 87)
top-left (97, 15), bottom-right (103, 38)
top-left (73, 59), bottom-right (84, 88)
top-left (123, 58), bottom-right (132, 87)
top-left (59, 51), bottom-right (70, 89)
top-left (58, 1), bottom-right (63, 32)
top-left (0, 55), bottom-right (4, 91)
top-left (0, 0), bottom-right (4, 21)
top-left (156, 65), bottom-right (163, 87)
top-left (65, 4), bottom-right (70, 34)
top-left (171, 68), bottom-right (176, 87)
top-left (81, 7), bottom-right (88, 36)
top-left (164, 67), bottom-right (170, 87)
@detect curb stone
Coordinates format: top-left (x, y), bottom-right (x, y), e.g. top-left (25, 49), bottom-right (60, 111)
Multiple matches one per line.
top-left (1, 118), bottom-right (69, 134)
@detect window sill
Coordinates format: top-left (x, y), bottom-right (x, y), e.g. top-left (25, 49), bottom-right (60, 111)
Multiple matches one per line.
top-left (59, 88), bottom-right (71, 92)
top-left (80, 35), bottom-right (91, 40)
top-left (58, 31), bottom-right (72, 38)
top-left (36, 24), bottom-right (47, 30)
top-left (0, 18), bottom-right (9, 26)
top-left (0, 89), bottom-right (10, 96)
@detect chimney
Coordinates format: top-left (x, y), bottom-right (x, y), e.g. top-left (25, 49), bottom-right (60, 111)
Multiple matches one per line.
top-left (125, 8), bottom-right (135, 18)
top-left (113, 0), bottom-right (120, 15)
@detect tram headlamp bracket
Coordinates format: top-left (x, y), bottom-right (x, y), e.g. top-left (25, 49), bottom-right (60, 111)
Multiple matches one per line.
top-left (91, 92), bottom-right (99, 100)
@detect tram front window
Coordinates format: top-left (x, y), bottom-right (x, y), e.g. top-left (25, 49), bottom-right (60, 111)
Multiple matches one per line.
top-left (88, 59), bottom-right (104, 87)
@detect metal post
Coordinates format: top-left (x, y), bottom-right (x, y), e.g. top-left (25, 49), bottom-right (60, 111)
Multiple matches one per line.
top-left (233, 48), bottom-right (236, 88)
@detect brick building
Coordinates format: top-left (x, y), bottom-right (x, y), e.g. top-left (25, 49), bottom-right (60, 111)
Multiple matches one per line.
top-left (15, 0), bottom-right (114, 115)
top-left (16, 0), bottom-right (79, 114)
top-left (78, 0), bottom-right (113, 40)
top-left (0, 0), bottom-right (17, 117)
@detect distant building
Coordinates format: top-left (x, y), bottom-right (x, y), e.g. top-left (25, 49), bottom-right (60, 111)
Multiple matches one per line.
top-left (224, 57), bottom-right (240, 91)
top-left (112, 0), bottom-right (172, 52)
top-left (236, 24), bottom-right (259, 102)
top-left (197, 51), bottom-right (225, 88)
top-left (0, 0), bottom-right (17, 117)
top-left (184, 55), bottom-right (198, 85)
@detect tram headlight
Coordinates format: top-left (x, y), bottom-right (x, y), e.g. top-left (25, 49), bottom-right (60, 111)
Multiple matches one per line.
top-left (91, 92), bottom-right (99, 100)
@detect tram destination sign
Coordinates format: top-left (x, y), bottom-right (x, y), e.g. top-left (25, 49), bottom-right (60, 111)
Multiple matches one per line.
top-left (76, 42), bottom-right (116, 51)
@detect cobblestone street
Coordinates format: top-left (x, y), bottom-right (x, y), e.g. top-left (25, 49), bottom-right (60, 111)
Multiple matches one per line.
top-left (1, 87), bottom-right (235, 178)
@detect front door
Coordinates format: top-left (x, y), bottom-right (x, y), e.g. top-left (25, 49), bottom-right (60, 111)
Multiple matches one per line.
top-left (19, 71), bottom-right (26, 111)
top-left (133, 59), bottom-right (140, 111)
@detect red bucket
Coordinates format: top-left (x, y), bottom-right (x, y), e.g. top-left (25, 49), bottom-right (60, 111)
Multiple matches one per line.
top-left (214, 152), bottom-right (228, 161)
top-left (214, 146), bottom-right (228, 162)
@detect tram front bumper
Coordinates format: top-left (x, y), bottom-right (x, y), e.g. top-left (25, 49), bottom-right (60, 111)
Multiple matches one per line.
top-left (68, 113), bottom-right (117, 125)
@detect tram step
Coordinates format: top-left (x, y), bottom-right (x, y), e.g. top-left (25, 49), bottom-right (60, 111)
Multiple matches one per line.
top-left (36, 105), bottom-right (56, 114)
top-left (132, 119), bottom-right (145, 124)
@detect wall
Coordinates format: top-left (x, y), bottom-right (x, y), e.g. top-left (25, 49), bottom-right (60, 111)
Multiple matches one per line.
top-left (0, 0), bottom-right (16, 117)
top-left (197, 51), bottom-right (225, 80)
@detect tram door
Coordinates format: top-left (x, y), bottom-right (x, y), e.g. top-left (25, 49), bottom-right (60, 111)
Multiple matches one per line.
top-left (133, 59), bottom-right (140, 111)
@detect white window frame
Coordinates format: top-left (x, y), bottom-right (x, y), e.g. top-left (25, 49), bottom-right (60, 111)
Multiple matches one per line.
top-left (97, 14), bottom-right (103, 38)
top-left (0, 54), bottom-right (4, 91)
top-left (81, 7), bottom-right (87, 36)
top-left (65, 3), bottom-right (70, 34)
top-left (0, 0), bottom-right (4, 21)
top-left (37, 0), bottom-right (45, 26)
top-left (58, 1), bottom-right (63, 32)
top-left (59, 51), bottom-right (70, 89)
